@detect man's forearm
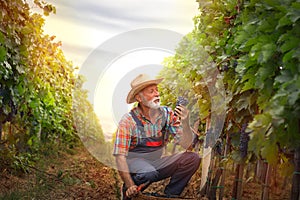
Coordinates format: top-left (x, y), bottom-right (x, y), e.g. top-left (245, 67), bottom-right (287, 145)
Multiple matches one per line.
top-left (115, 155), bottom-right (135, 187)
top-left (179, 121), bottom-right (193, 149)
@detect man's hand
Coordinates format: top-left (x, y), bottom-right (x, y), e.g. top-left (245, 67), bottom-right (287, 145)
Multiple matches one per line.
top-left (175, 105), bottom-right (193, 149)
top-left (126, 185), bottom-right (139, 198)
top-left (174, 105), bottom-right (189, 122)
top-left (115, 155), bottom-right (138, 198)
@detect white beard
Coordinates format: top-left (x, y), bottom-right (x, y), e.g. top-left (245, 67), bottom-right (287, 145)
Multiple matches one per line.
top-left (141, 95), bottom-right (160, 110)
top-left (147, 97), bottom-right (160, 109)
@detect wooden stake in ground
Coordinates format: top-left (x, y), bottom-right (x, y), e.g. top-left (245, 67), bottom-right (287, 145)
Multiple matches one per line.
top-left (219, 131), bottom-right (229, 200)
top-left (232, 163), bottom-right (244, 200)
top-left (261, 163), bottom-right (271, 200)
top-left (291, 146), bottom-right (300, 200)
top-left (200, 116), bottom-right (212, 195)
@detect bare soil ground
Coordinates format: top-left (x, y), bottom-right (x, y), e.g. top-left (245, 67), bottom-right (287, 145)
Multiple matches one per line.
top-left (0, 144), bottom-right (291, 200)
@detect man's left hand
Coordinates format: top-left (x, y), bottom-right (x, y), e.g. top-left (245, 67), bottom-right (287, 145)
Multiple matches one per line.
top-left (175, 105), bottom-right (189, 122)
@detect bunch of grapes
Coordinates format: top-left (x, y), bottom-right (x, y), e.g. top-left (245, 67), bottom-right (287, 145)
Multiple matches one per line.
top-left (214, 139), bottom-right (223, 155)
top-left (176, 96), bottom-right (189, 106)
top-left (239, 123), bottom-right (249, 158)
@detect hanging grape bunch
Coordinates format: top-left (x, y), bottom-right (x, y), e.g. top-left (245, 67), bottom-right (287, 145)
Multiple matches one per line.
top-left (214, 139), bottom-right (223, 155)
top-left (239, 123), bottom-right (249, 158)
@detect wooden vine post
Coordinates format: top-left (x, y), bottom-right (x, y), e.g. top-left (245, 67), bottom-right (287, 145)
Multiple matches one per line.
top-left (0, 123), bottom-right (2, 141)
top-left (261, 163), bottom-right (272, 200)
top-left (208, 155), bottom-right (223, 200)
top-left (232, 163), bottom-right (244, 200)
top-left (200, 115), bottom-right (212, 197)
top-left (291, 120), bottom-right (300, 200)
top-left (219, 130), bottom-right (230, 199)
top-left (291, 146), bottom-right (300, 200)
top-left (256, 159), bottom-right (264, 182)
top-left (203, 121), bottom-right (226, 199)
top-left (206, 150), bottom-right (215, 196)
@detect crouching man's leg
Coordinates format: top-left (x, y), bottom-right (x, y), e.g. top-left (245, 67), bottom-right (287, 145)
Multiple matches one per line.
top-left (154, 152), bottom-right (201, 197)
top-left (127, 158), bottom-right (159, 186)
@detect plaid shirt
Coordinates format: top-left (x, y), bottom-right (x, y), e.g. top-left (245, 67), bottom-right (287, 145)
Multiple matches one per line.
top-left (113, 106), bottom-right (182, 156)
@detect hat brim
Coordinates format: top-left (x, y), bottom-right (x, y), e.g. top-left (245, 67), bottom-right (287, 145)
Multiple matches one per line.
top-left (126, 78), bottom-right (163, 104)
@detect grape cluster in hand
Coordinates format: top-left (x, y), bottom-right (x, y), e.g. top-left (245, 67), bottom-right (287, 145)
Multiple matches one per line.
top-left (176, 96), bottom-right (188, 106)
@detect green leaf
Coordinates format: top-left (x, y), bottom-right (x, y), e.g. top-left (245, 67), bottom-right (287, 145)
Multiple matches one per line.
top-left (276, 15), bottom-right (292, 29)
top-left (241, 77), bottom-right (256, 92)
top-left (243, 37), bottom-right (259, 49)
top-left (292, 2), bottom-right (300, 9)
top-left (287, 117), bottom-right (300, 147)
top-left (248, 130), bottom-right (264, 156)
top-left (261, 141), bottom-right (278, 165)
top-left (236, 94), bottom-right (249, 111)
top-left (280, 37), bottom-right (300, 53)
top-left (249, 42), bottom-right (263, 60)
top-left (231, 151), bottom-right (243, 163)
top-left (275, 70), bottom-right (293, 84)
top-left (27, 138), bottom-right (33, 146)
top-left (0, 46), bottom-right (6, 62)
top-left (257, 64), bottom-right (275, 82)
top-left (235, 31), bottom-right (250, 46)
top-left (259, 43), bottom-right (276, 63)
top-left (292, 48), bottom-right (300, 60)
top-left (17, 83), bottom-right (25, 95)
top-left (258, 18), bottom-right (274, 33)
top-left (287, 9), bottom-right (300, 23)
top-left (282, 50), bottom-right (295, 63)
top-left (277, 32), bottom-right (289, 43)
top-left (16, 65), bottom-right (25, 74)
top-left (288, 90), bottom-right (300, 105)
top-left (0, 32), bottom-right (4, 44)
top-left (252, 114), bottom-right (272, 128)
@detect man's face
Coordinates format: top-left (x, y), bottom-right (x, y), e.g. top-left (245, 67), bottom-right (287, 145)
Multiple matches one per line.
top-left (138, 84), bottom-right (160, 109)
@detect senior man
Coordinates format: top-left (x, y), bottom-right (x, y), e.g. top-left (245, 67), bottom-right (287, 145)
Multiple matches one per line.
top-left (113, 74), bottom-right (200, 199)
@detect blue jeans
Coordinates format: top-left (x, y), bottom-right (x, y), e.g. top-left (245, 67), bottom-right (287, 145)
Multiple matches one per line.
top-left (127, 151), bottom-right (201, 196)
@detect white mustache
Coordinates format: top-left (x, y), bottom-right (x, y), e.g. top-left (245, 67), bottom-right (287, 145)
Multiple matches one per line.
top-left (152, 97), bottom-right (160, 102)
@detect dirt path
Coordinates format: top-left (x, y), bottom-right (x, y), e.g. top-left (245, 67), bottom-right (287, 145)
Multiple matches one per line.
top-left (0, 144), bottom-right (291, 200)
top-left (0, 145), bottom-right (121, 200)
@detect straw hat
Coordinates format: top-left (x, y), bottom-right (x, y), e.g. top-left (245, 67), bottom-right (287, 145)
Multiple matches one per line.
top-left (126, 74), bottom-right (163, 104)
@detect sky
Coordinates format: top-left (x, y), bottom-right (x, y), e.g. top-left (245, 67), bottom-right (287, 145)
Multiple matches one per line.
top-left (40, 0), bottom-right (200, 140)
top-left (43, 0), bottom-right (199, 68)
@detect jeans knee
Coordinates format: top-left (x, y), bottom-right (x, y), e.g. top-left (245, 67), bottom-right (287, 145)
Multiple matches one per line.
top-left (191, 152), bottom-right (201, 163)
top-left (133, 170), bottom-right (159, 184)
top-left (146, 170), bottom-right (159, 181)
top-left (182, 152), bottom-right (201, 169)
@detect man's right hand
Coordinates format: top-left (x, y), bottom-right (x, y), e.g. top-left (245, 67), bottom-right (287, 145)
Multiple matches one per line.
top-left (126, 185), bottom-right (139, 198)
top-left (115, 155), bottom-right (138, 198)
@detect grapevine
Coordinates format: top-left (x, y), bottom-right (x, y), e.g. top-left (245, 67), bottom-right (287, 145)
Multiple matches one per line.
top-left (0, 0), bottom-right (105, 172)
top-left (160, 0), bottom-right (300, 198)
